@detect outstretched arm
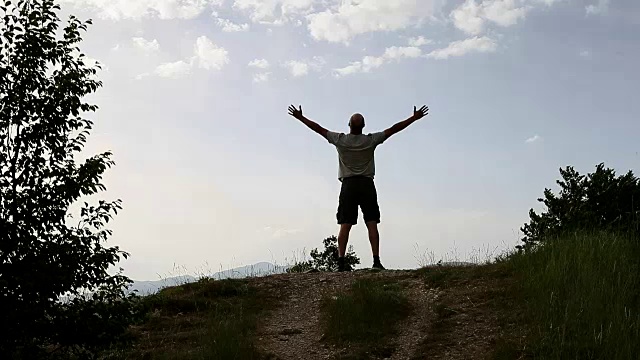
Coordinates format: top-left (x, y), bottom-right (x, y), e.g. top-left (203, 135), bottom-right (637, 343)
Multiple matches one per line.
top-left (288, 105), bottom-right (328, 139)
top-left (384, 105), bottom-right (429, 139)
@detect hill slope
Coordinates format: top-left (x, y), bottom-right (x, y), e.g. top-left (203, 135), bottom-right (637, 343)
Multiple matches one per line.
top-left (112, 263), bottom-right (525, 359)
top-left (110, 229), bottom-right (640, 360)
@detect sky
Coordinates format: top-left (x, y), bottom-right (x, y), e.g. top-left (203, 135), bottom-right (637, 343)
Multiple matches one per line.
top-left (54, 0), bottom-right (640, 280)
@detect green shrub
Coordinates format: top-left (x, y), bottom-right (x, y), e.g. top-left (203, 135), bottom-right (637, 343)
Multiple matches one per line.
top-left (287, 235), bottom-right (360, 272)
top-left (520, 163), bottom-right (640, 249)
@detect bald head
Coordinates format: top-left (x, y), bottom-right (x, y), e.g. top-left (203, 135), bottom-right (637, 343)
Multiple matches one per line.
top-left (349, 113), bottom-right (365, 134)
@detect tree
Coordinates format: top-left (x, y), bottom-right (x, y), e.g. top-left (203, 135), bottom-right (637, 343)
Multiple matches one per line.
top-left (287, 236), bottom-right (361, 272)
top-left (0, 1), bottom-right (141, 357)
top-left (520, 163), bottom-right (640, 249)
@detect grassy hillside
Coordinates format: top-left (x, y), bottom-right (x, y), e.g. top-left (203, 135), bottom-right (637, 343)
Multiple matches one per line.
top-left (103, 231), bottom-right (639, 360)
top-left (505, 231), bottom-right (640, 359)
top-left (105, 278), bottom-right (281, 359)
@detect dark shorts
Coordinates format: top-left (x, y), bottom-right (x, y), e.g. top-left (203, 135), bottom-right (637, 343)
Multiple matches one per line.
top-left (337, 176), bottom-right (380, 225)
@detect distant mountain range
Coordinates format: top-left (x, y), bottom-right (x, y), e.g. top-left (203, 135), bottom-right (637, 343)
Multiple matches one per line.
top-left (126, 262), bottom-right (288, 295)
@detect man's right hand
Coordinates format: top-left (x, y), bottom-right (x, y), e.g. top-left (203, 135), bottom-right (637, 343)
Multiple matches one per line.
top-left (412, 105), bottom-right (429, 120)
top-left (288, 104), bottom-right (304, 120)
top-left (288, 104), bottom-right (329, 138)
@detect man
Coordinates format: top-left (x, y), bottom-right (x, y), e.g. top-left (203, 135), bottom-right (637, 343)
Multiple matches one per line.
top-left (287, 104), bottom-right (429, 271)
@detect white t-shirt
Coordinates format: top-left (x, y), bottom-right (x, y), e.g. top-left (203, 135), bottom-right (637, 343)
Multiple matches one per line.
top-left (326, 131), bottom-right (386, 181)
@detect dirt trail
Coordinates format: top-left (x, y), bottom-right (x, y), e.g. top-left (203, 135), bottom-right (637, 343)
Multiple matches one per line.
top-left (254, 272), bottom-right (355, 360)
top-left (414, 266), bottom-right (525, 360)
top-left (251, 267), bottom-right (514, 360)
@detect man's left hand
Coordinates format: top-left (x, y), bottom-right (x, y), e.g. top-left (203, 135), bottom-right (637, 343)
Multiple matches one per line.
top-left (288, 105), bottom-right (304, 120)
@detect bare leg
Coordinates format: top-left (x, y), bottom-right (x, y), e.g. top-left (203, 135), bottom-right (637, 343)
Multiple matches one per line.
top-left (338, 224), bottom-right (352, 257)
top-left (366, 221), bottom-right (380, 257)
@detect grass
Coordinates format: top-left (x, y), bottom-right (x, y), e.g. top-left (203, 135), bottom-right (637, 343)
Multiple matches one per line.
top-left (320, 278), bottom-right (411, 358)
top-left (505, 230), bottom-right (640, 359)
top-left (103, 278), bottom-right (278, 360)
top-left (418, 263), bottom-right (486, 289)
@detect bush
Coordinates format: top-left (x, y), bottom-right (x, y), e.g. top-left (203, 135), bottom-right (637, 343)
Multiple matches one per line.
top-left (287, 235), bottom-right (360, 272)
top-left (520, 163), bottom-right (640, 248)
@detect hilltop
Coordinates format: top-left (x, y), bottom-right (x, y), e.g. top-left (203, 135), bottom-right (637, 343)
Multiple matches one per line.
top-left (105, 231), bottom-right (640, 360)
top-left (125, 262), bottom-right (477, 296)
top-left (110, 262), bottom-right (525, 360)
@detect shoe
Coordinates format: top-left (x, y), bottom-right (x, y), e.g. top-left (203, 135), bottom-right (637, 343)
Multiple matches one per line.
top-left (337, 258), bottom-right (351, 272)
top-left (372, 261), bottom-right (385, 270)
top-left (338, 265), bottom-right (353, 272)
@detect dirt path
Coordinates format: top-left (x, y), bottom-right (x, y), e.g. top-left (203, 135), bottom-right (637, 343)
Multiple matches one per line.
top-left (413, 266), bottom-right (526, 360)
top-left (252, 266), bottom-right (520, 360)
top-left (254, 271), bottom-right (354, 360)
top-left (253, 270), bottom-right (433, 360)
top-left (386, 278), bottom-right (438, 360)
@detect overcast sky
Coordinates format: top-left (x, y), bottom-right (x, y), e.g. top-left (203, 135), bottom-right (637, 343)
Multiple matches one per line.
top-left (57, 0), bottom-right (640, 280)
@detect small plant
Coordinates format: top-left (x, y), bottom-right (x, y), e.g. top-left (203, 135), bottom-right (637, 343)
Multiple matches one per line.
top-left (287, 235), bottom-right (360, 272)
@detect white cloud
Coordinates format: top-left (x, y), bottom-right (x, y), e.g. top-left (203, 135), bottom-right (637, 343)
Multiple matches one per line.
top-left (451, 0), bottom-right (485, 35)
top-left (426, 36), bottom-right (497, 59)
top-left (153, 60), bottom-right (193, 78)
top-left (580, 50), bottom-right (590, 57)
top-left (283, 57), bottom-right (324, 77)
top-left (272, 228), bottom-right (301, 239)
top-left (248, 58), bottom-right (270, 69)
top-left (194, 36), bottom-right (229, 71)
top-left (451, 0), bottom-right (530, 35)
top-left (138, 36), bottom-right (228, 79)
top-left (216, 17), bottom-right (250, 32)
top-left (284, 60), bottom-right (310, 77)
top-left (536, 0), bottom-right (562, 5)
top-left (248, 59), bottom-right (271, 83)
top-left (482, 0), bottom-right (529, 27)
top-left (59, 0), bottom-right (224, 20)
top-left (111, 44), bottom-right (121, 51)
top-left (253, 72), bottom-right (272, 83)
top-left (82, 56), bottom-right (107, 73)
top-left (525, 134), bottom-right (541, 143)
top-left (233, 0), bottom-right (314, 24)
top-left (307, 0), bottom-right (439, 44)
top-left (335, 46), bottom-right (422, 76)
top-left (384, 46), bottom-right (423, 59)
top-left (132, 37), bottom-right (160, 53)
top-left (408, 36), bottom-right (432, 47)
top-left (260, 226), bottom-right (302, 239)
top-left (586, 0), bottom-right (609, 15)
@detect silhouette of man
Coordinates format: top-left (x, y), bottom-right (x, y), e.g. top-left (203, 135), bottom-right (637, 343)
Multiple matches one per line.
top-left (287, 105), bottom-right (429, 271)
